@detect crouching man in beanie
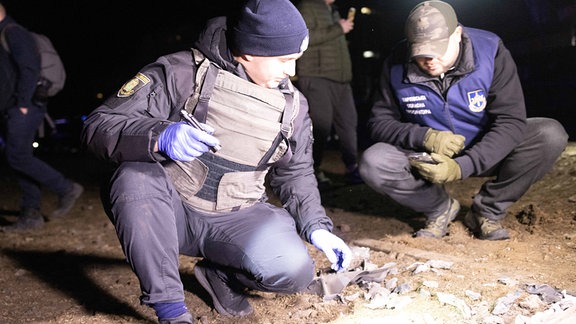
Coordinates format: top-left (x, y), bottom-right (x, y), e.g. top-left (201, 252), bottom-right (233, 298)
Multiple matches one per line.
top-left (359, 1), bottom-right (567, 240)
top-left (81, 0), bottom-right (352, 323)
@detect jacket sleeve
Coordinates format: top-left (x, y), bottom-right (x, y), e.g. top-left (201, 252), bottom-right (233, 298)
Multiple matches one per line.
top-left (367, 55), bottom-right (430, 150)
top-left (5, 25), bottom-right (40, 108)
top-left (454, 41), bottom-right (527, 178)
top-left (298, 0), bottom-right (344, 46)
top-left (81, 52), bottom-right (194, 163)
top-left (268, 91), bottom-right (334, 242)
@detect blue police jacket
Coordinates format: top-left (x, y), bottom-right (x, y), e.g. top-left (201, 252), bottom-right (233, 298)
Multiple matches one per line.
top-left (389, 28), bottom-right (499, 147)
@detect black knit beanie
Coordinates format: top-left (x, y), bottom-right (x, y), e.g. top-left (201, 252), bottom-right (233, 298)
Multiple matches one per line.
top-left (232, 0), bottom-right (309, 56)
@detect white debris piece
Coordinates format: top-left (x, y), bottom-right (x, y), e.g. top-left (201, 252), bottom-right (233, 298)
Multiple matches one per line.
top-left (427, 259), bottom-right (454, 269)
top-left (436, 292), bottom-right (472, 319)
top-left (492, 289), bottom-right (522, 315)
top-left (465, 289), bottom-right (482, 301)
top-left (422, 280), bottom-right (439, 289)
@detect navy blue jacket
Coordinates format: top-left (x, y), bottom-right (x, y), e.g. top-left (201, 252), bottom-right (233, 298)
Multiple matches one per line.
top-left (368, 27), bottom-right (527, 179)
top-left (0, 16), bottom-right (40, 109)
top-left (389, 28), bottom-right (499, 148)
top-left (81, 17), bottom-right (333, 242)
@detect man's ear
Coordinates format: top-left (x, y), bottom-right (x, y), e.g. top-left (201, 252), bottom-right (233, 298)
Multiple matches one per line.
top-left (454, 26), bottom-right (463, 37)
top-left (451, 26), bottom-right (463, 43)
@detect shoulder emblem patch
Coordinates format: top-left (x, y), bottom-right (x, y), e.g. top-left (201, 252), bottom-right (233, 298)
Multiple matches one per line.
top-left (117, 72), bottom-right (151, 98)
top-left (467, 89), bottom-right (487, 112)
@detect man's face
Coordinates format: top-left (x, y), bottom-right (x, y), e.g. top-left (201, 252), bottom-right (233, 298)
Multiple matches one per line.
top-left (413, 27), bottom-right (462, 77)
top-left (241, 52), bottom-right (303, 89)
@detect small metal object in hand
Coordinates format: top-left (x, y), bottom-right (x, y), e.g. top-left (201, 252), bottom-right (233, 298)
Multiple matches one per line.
top-left (180, 109), bottom-right (222, 152)
top-left (407, 152), bottom-right (437, 164)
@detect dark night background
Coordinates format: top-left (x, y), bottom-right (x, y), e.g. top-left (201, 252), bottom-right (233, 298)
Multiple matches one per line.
top-left (2, 0), bottom-right (575, 153)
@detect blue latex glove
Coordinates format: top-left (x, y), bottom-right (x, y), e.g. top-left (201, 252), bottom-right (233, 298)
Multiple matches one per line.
top-left (310, 229), bottom-right (352, 272)
top-left (157, 122), bottom-right (220, 161)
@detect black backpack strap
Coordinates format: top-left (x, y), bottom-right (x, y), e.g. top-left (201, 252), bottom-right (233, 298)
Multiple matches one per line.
top-left (0, 24), bottom-right (12, 52)
top-left (0, 23), bottom-right (25, 53)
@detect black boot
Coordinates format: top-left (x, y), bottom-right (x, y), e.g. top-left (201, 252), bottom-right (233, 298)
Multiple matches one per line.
top-left (51, 182), bottom-right (84, 218)
top-left (1, 208), bottom-right (44, 232)
top-left (194, 260), bottom-right (253, 317)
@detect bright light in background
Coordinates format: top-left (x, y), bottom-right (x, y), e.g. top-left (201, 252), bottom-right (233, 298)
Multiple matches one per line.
top-left (363, 51), bottom-right (375, 58)
top-left (32, 141), bottom-right (39, 149)
top-left (360, 7), bottom-right (372, 15)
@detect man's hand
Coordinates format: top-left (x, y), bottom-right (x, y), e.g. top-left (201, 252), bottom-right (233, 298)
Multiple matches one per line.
top-left (423, 129), bottom-right (465, 157)
top-left (157, 122), bottom-right (220, 161)
top-left (338, 18), bottom-right (354, 34)
top-left (410, 153), bottom-right (462, 184)
top-left (310, 229), bottom-right (352, 272)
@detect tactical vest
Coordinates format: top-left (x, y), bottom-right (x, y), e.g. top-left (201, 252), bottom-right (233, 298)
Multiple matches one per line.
top-left (163, 49), bottom-right (299, 213)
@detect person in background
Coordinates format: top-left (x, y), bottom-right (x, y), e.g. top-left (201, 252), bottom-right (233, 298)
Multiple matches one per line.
top-left (0, 2), bottom-right (83, 231)
top-left (359, 0), bottom-right (567, 240)
top-left (81, 0), bottom-right (352, 323)
top-left (296, 0), bottom-right (362, 187)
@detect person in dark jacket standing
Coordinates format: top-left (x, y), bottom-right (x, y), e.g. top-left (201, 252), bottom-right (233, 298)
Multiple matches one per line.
top-left (359, 1), bottom-right (567, 240)
top-left (0, 3), bottom-right (83, 231)
top-left (296, 0), bottom-right (362, 187)
top-left (81, 0), bottom-right (352, 323)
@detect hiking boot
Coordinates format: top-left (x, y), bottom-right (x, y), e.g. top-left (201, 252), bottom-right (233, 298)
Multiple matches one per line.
top-left (464, 210), bottom-right (510, 240)
top-left (51, 182), bottom-right (84, 218)
top-left (415, 198), bottom-right (460, 238)
top-left (1, 208), bottom-right (44, 232)
top-left (159, 311), bottom-right (194, 324)
top-left (194, 260), bottom-right (253, 317)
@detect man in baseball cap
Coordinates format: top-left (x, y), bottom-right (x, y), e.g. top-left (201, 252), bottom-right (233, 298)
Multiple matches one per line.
top-left (405, 0), bottom-right (458, 59)
top-left (359, 1), bottom-right (567, 242)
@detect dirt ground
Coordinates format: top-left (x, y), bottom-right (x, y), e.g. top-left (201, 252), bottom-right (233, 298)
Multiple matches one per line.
top-left (1, 142), bottom-right (575, 324)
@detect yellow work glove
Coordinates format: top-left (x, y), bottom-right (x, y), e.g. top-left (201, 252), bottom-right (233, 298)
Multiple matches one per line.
top-left (410, 153), bottom-right (462, 184)
top-left (423, 129), bottom-right (465, 157)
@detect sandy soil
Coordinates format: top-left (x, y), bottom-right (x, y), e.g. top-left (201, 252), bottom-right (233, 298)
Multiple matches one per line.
top-left (0, 143), bottom-right (575, 324)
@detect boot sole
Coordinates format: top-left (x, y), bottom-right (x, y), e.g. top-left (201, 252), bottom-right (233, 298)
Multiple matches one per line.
top-left (194, 264), bottom-right (253, 317)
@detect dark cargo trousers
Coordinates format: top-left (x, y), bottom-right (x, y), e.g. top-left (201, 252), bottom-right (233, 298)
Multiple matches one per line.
top-left (297, 76), bottom-right (359, 170)
top-left (103, 161), bottom-right (315, 305)
top-left (359, 117), bottom-right (568, 221)
top-left (4, 104), bottom-right (72, 210)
